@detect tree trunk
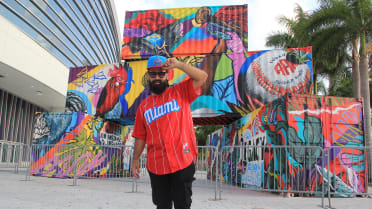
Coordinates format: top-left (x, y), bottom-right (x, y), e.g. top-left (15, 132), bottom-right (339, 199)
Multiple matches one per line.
top-left (360, 56), bottom-right (371, 143)
top-left (359, 36), bottom-right (371, 183)
top-left (352, 39), bottom-right (360, 98)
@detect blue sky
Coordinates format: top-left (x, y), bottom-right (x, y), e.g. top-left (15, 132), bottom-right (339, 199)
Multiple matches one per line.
top-left (114, 0), bottom-right (319, 51)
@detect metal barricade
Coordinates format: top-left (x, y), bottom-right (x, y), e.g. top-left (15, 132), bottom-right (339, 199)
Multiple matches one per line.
top-left (218, 145), bottom-right (325, 207)
top-left (195, 146), bottom-right (220, 199)
top-left (25, 144), bottom-right (219, 194)
top-left (0, 141), bottom-right (30, 173)
top-left (27, 144), bottom-right (148, 189)
top-left (325, 145), bottom-right (372, 208)
top-left (8, 142), bottom-right (372, 209)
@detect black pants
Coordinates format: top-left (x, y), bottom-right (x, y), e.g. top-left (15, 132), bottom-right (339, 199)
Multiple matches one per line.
top-left (148, 163), bottom-right (195, 209)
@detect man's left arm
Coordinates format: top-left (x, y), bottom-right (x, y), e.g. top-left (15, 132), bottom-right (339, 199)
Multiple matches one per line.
top-left (163, 58), bottom-right (208, 90)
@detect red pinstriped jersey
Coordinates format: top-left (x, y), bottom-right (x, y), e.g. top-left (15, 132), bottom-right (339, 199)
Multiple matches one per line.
top-left (132, 79), bottom-right (200, 175)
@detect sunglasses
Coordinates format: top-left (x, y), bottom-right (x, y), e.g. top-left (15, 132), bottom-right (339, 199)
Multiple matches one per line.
top-left (148, 71), bottom-right (168, 78)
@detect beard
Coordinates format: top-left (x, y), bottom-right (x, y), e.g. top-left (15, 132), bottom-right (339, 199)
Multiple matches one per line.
top-left (149, 79), bottom-right (169, 95)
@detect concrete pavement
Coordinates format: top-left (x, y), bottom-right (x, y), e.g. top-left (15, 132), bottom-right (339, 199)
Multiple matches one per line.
top-left (1, 171), bottom-right (372, 209)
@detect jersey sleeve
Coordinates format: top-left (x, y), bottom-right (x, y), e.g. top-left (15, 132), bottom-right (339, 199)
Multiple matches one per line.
top-left (132, 105), bottom-right (146, 141)
top-left (177, 78), bottom-right (202, 104)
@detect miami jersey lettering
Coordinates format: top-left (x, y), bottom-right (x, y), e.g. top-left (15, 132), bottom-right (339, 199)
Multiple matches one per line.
top-left (144, 99), bottom-right (181, 124)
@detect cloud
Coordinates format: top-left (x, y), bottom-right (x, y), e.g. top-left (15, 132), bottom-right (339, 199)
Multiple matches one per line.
top-left (247, 0), bottom-right (317, 51)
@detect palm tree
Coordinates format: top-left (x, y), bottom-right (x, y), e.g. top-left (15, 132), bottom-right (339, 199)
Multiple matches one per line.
top-left (265, 3), bottom-right (351, 95)
top-left (327, 68), bottom-right (353, 97)
top-left (304, 0), bottom-right (365, 96)
top-left (266, 4), bottom-right (309, 48)
top-left (303, 0), bottom-right (371, 167)
top-left (265, 5), bottom-right (309, 48)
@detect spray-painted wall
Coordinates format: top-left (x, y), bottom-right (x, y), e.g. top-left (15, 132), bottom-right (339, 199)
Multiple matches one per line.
top-left (206, 125), bottom-right (239, 185)
top-left (122, 5), bottom-right (248, 59)
top-left (120, 4), bottom-right (312, 119)
top-left (66, 47), bottom-right (313, 124)
top-left (31, 112), bottom-right (133, 177)
top-left (65, 63), bottom-right (136, 124)
top-left (284, 94), bottom-right (365, 193)
top-left (208, 94), bottom-right (366, 193)
top-left (207, 129), bottom-right (222, 181)
top-left (220, 124), bottom-right (239, 185)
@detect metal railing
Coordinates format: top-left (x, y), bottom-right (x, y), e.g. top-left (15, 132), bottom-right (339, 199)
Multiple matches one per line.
top-left (215, 145), bottom-right (326, 207)
top-left (324, 146), bottom-right (371, 208)
top-left (0, 141), bottom-right (30, 173)
top-left (1, 141), bottom-right (371, 208)
top-left (27, 144), bottom-right (145, 187)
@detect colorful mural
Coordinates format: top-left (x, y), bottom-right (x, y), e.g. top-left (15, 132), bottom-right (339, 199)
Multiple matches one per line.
top-left (286, 94), bottom-right (365, 193)
top-left (121, 5), bottom-right (248, 59)
top-left (237, 108), bottom-right (266, 188)
top-left (208, 94), bottom-right (366, 194)
top-left (220, 124), bottom-right (238, 185)
top-left (206, 129), bottom-right (222, 181)
top-left (31, 112), bottom-right (133, 178)
top-left (65, 63), bottom-right (136, 125)
top-left (67, 47), bottom-right (313, 124)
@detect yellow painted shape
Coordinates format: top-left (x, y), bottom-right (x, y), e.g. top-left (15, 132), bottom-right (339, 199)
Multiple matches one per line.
top-left (238, 108), bottom-right (262, 137)
top-left (125, 60), bottom-right (147, 107)
top-left (160, 7), bottom-right (199, 19)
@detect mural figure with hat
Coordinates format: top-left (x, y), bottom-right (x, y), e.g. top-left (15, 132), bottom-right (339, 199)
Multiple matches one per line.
top-left (131, 55), bottom-right (208, 209)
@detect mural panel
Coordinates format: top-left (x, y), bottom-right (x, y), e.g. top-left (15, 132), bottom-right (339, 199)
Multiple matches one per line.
top-left (286, 94), bottom-right (365, 193)
top-left (65, 63), bottom-right (138, 125)
top-left (209, 94), bottom-right (365, 194)
top-left (122, 5), bottom-right (248, 59)
top-left (31, 112), bottom-right (133, 178)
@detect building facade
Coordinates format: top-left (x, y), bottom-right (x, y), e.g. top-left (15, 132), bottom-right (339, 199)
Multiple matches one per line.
top-left (0, 0), bottom-right (121, 144)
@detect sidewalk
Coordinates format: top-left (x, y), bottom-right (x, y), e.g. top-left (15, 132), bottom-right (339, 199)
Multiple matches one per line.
top-left (1, 171), bottom-right (371, 209)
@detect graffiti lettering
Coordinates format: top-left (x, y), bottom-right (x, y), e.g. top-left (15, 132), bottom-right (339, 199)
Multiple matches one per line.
top-left (334, 124), bottom-right (363, 146)
top-left (246, 133), bottom-right (266, 161)
top-left (239, 131), bottom-right (266, 161)
top-left (332, 107), bottom-right (363, 146)
top-left (274, 59), bottom-right (297, 75)
top-left (269, 53), bottom-right (286, 64)
top-left (241, 160), bottom-right (263, 186)
top-left (32, 115), bottom-right (50, 140)
top-left (100, 133), bottom-right (123, 145)
top-left (272, 68), bottom-right (304, 85)
top-left (73, 68), bottom-right (107, 94)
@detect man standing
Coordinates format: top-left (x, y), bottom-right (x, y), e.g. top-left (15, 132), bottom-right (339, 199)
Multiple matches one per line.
top-left (131, 55), bottom-right (208, 209)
